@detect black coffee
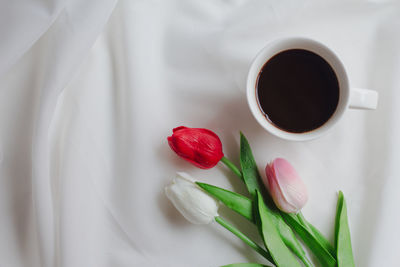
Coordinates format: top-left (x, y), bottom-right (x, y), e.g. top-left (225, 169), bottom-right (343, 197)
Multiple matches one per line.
top-left (256, 49), bottom-right (339, 133)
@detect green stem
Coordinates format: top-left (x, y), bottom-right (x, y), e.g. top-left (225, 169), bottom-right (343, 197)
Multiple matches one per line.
top-left (297, 212), bottom-right (312, 232)
top-left (302, 257), bottom-right (314, 267)
top-left (297, 212), bottom-right (322, 267)
top-left (215, 216), bottom-right (274, 264)
top-left (221, 156), bottom-right (243, 181)
top-left (299, 253), bottom-right (314, 267)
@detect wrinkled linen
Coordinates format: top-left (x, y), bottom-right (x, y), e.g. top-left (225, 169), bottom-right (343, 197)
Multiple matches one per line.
top-left (1, 0), bottom-right (400, 266)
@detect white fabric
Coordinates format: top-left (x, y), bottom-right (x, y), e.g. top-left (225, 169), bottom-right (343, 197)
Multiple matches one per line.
top-left (0, 0), bottom-right (399, 266)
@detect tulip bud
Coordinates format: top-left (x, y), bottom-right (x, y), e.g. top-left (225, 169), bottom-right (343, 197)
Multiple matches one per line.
top-left (264, 158), bottom-right (308, 213)
top-left (165, 172), bottom-right (219, 224)
top-left (167, 126), bottom-right (224, 169)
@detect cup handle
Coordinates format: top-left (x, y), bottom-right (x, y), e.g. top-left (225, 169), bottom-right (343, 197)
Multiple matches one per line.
top-left (349, 88), bottom-right (378, 110)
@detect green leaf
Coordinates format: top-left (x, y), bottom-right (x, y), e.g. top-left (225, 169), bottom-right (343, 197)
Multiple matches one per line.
top-left (238, 132), bottom-right (336, 267)
top-left (297, 212), bottom-right (336, 257)
top-left (273, 215), bottom-right (313, 267)
top-left (239, 132), bottom-right (265, 199)
top-left (282, 213), bottom-right (336, 267)
top-left (255, 191), bottom-right (301, 267)
top-left (307, 221), bottom-right (336, 257)
top-left (215, 216), bottom-right (274, 263)
top-left (196, 182), bottom-right (253, 221)
top-left (198, 182), bottom-right (313, 266)
top-left (221, 263), bottom-right (272, 267)
top-left (335, 191), bottom-right (355, 267)
top-left (239, 133), bottom-right (311, 266)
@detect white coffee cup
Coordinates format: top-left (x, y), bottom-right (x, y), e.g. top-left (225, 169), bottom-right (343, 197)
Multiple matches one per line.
top-left (246, 37), bottom-right (378, 141)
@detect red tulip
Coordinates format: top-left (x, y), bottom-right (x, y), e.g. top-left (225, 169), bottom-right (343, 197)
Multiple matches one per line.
top-left (167, 126), bottom-right (224, 169)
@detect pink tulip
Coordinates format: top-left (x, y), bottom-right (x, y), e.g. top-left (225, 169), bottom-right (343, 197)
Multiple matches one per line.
top-left (264, 158), bottom-right (308, 213)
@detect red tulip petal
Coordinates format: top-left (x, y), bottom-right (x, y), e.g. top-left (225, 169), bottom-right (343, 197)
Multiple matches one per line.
top-left (167, 126), bottom-right (224, 169)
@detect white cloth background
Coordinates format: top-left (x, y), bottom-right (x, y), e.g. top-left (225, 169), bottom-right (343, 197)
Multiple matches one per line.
top-left (0, 0), bottom-right (399, 266)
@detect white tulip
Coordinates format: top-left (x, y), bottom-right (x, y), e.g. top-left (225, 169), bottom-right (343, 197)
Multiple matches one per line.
top-left (165, 172), bottom-right (219, 224)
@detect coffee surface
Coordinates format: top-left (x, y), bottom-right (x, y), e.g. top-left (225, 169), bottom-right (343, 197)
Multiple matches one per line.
top-left (256, 49), bottom-right (339, 133)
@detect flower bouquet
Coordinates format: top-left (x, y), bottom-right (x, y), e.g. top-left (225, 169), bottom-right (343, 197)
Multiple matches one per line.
top-left (166, 126), bottom-right (354, 267)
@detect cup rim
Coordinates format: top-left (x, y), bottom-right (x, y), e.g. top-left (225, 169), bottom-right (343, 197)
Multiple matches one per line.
top-left (246, 37), bottom-right (350, 141)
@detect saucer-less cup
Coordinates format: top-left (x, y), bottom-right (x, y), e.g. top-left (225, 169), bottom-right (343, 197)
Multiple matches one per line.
top-left (246, 37), bottom-right (378, 141)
